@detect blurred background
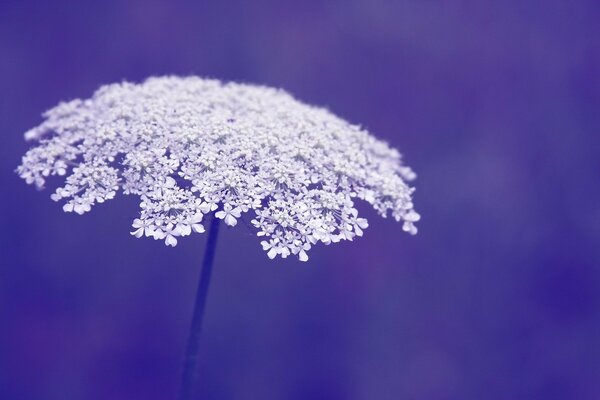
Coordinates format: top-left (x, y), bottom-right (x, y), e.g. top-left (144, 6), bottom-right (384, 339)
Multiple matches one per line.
top-left (1, 1), bottom-right (599, 399)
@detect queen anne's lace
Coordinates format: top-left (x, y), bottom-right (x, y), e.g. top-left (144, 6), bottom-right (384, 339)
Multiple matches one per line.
top-left (17, 76), bottom-right (419, 261)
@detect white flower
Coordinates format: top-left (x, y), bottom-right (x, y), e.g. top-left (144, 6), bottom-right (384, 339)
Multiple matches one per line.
top-left (152, 223), bottom-right (180, 247)
top-left (215, 204), bottom-right (242, 226)
top-left (164, 225), bottom-right (179, 247)
top-left (261, 239), bottom-right (283, 260)
top-left (130, 218), bottom-right (155, 238)
top-left (17, 76), bottom-right (419, 260)
top-left (198, 202), bottom-right (218, 214)
top-left (189, 214), bottom-right (206, 234)
top-left (348, 209), bottom-right (369, 236)
top-left (291, 240), bottom-right (311, 262)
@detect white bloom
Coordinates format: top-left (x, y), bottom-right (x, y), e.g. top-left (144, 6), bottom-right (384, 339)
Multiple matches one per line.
top-left (215, 204), bottom-right (242, 227)
top-left (261, 239), bottom-right (283, 260)
top-left (348, 209), bottom-right (369, 237)
top-left (163, 224), bottom-right (179, 247)
top-left (189, 214), bottom-right (206, 234)
top-left (17, 76), bottom-right (419, 260)
top-left (130, 218), bottom-right (155, 238)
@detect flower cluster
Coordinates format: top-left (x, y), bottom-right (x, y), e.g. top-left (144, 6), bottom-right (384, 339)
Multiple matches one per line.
top-left (17, 76), bottom-right (419, 261)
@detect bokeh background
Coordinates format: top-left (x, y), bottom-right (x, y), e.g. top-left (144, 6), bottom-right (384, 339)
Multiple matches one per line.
top-left (1, 1), bottom-right (599, 399)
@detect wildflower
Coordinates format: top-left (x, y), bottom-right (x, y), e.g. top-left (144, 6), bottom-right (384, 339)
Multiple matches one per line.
top-left (130, 218), bottom-right (155, 238)
top-left (215, 204), bottom-right (242, 227)
top-left (17, 76), bottom-right (419, 261)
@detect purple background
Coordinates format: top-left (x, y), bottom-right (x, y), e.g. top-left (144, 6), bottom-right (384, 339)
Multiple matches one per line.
top-left (1, 1), bottom-right (599, 399)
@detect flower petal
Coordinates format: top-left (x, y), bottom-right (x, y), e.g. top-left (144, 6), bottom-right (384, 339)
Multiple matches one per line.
top-left (224, 214), bottom-right (237, 227)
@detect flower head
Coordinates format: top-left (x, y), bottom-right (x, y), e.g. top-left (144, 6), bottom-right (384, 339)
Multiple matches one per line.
top-left (17, 76), bottom-right (419, 261)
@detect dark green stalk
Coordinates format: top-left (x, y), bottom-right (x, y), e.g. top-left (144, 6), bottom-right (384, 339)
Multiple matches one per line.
top-left (179, 216), bottom-right (221, 400)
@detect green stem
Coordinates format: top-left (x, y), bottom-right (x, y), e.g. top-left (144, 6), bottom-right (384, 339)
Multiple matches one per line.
top-left (179, 216), bottom-right (221, 400)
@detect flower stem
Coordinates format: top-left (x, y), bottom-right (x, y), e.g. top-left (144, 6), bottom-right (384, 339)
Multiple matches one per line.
top-left (179, 216), bottom-right (221, 400)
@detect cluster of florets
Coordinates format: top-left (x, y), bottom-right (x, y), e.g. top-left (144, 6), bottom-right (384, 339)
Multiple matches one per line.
top-left (17, 76), bottom-right (419, 261)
